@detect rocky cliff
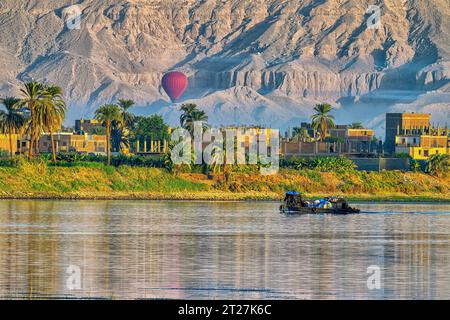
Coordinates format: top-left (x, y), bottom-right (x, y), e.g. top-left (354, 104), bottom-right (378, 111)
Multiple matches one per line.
top-left (0, 0), bottom-right (449, 133)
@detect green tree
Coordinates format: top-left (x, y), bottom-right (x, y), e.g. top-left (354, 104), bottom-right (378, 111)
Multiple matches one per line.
top-left (111, 126), bottom-right (129, 153)
top-left (179, 103), bottom-right (198, 128)
top-left (349, 122), bottom-right (364, 129)
top-left (311, 103), bottom-right (335, 140)
top-left (111, 99), bottom-right (136, 152)
top-left (0, 97), bottom-right (26, 158)
top-left (37, 85), bottom-right (67, 162)
top-left (17, 81), bottom-right (49, 158)
top-left (426, 154), bottom-right (449, 176)
top-left (410, 160), bottom-right (422, 173)
top-left (183, 109), bottom-right (209, 134)
top-left (91, 126), bottom-right (107, 135)
top-left (131, 115), bottom-right (170, 152)
top-left (118, 99), bottom-right (135, 128)
top-left (292, 127), bottom-right (310, 142)
top-left (95, 104), bottom-right (122, 165)
top-left (208, 144), bottom-right (223, 174)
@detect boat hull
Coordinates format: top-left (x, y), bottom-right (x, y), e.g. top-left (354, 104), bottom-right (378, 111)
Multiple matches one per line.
top-left (280, 207), bottom-right (360, 215)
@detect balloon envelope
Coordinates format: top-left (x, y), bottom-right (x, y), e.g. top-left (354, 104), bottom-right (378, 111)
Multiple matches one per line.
top-left (161, 71), bottom-right (188, 102)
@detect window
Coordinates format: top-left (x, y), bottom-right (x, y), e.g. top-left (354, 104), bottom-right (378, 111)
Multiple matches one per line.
top-left (418, 150), bottom-right (421, 155)
top-left (424, 150), bottom-right (429, 157)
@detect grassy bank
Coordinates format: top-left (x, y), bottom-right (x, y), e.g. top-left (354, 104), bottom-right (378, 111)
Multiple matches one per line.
top-left (0, 161), bottom-right (448, 202)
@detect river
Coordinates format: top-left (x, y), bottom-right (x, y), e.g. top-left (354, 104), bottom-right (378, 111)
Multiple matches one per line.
top-left (0, 200), bottom-right (449, 299)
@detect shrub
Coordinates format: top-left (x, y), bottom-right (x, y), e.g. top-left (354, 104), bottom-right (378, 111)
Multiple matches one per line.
top-left (427, 154), bottom-right (449, 177)
top-left (294, 156), bottom-right (356, 172)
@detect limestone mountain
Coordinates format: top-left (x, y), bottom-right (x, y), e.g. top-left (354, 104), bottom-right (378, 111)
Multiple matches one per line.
top-left (0, 0), bottom-right (449, 134)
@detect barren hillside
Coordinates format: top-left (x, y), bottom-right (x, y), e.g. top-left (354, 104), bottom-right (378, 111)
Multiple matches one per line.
top-left (0, 0), bottom-right (449, 133)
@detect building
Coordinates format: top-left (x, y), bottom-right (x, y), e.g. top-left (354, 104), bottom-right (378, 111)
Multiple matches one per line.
top-left (386, 112), bottom-right (449, 160)
top-left (281, 125), bottom-right (375, 156)
top-left (75, 119), bottom-right (104, 134)
top-left (395, 130), bottom-right (448, 160)
top-left (219, 126), bottom-right (272, 148)
top-left (38, 133), bottom-right (107, 154)
top-left (0, 134), bottom-right (21, 155)
top-left (385, 113), bottom-right (431, 154)
top-left (345, 128), bottom-right (375, 154)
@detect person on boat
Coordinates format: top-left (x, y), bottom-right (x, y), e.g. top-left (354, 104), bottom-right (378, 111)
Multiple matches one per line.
top-left (284, 191), bottom-right (302, 210)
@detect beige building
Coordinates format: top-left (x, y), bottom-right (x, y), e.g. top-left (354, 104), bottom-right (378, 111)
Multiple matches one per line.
top-left (38, 133), bottom-right (107, 154)
top-left (387, 112), bottom-right (449, 160)
top-left (0, 134), bottom-right (21, 155)
top-left (75, 119), bottom-right (104, 134)
top-left (395, 131), bottom-right (448, 160)
top-left (385, 113), bottom-right (431, 154)
top-left (282, 127), bottom-right (375, 156)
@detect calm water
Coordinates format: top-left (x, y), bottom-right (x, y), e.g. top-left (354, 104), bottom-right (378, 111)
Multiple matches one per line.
top-left (0, 200), bottom-right (449, 300)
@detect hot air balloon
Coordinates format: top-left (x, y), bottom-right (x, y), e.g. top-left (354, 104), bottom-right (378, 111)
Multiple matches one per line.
top-left (161, 71), bottom-right (188, 102)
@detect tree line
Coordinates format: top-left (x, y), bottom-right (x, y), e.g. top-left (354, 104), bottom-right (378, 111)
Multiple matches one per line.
top-left (1, 85), bottom-right (447, 176)
top-left (0, 81), bottom-right (66, 162)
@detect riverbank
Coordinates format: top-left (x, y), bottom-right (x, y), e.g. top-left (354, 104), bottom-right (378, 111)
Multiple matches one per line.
top-left (0, 161), bottom-right (448, 202)
top-left (0, 191), bottom-right (449, 202)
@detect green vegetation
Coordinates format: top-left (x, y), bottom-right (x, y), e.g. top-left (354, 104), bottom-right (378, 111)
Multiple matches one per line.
top-left (94, 104), bottom-right (122, 165)
top-left (292, 127), bottom-right (312, 142)
top-left (180, 103), bottom-right (210, 133)
top-left (1, 83), bottom-right (448, 203)
top-left (0, 159), bottom-right (206, 198)
top-left (38, 84), bottom-right (67, 162)
top-left (1, 81), bottom-right (67, 161)
top-left (131, 114), bottom-right (170, 148)
top-left (349, 122), bottom-right (364, 129)
top-left (287, 156), bottom-right (357, 172)
top-left (427, 154), bottom-right (449, 177)
top-left (311, 103), bottom-right (335, 140)
top-left (0, 97), bottom-right (25, 158)
top-left (0, 159), bottom-right (447, 201)
top-left (111, 98), bottom-right (136, 152)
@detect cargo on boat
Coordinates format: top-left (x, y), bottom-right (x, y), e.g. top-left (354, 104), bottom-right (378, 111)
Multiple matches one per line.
top-left (280, 192), bottom-right (360, 215)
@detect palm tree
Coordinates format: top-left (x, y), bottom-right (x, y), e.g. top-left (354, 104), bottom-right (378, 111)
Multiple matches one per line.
top-left (111, 125), bottom-right (130, 152)
top-left (110, 99), bottom-right (135, 153)
top-left (292, 127), bottom-right (310, 142)
top-left (95, 104), bottom-right (122, 165)
top-left (37, 85), bottom-right (67, 162)
top-left (183, 109), bottom-right (210, 134)
top-left (349, 122), bottom-right (364, 129)
top-left (427, 154), bottom-right (449, 176)
top-left (208, 144), bottom-right (223, 174)
top-left (118, 99), bottom-right (135, 128)
top-left (17, 81), bottom-right (49, 158)
top-left (311, 103), bottom-right (335, 140)
top-left (0, 97), bottom-right (26, 158)
top-left (179, 103), bottom-right (198, 128)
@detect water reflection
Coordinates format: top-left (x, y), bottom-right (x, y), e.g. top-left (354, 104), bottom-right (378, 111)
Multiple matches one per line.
top-left (0, 200), bottom-right (449, 299)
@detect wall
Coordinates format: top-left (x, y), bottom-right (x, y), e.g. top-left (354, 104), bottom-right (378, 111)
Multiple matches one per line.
top-left (0, 134), bottom-right (20, 155)
top-left (350, 158), bottom-right (410, 172)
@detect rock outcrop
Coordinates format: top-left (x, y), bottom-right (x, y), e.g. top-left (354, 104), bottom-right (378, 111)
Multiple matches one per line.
top-left (0, 0), bottom-right (449, 130)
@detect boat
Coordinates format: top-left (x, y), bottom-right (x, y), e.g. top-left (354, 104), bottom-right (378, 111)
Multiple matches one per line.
top-left (280, 192), bottom-right (360, 215)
